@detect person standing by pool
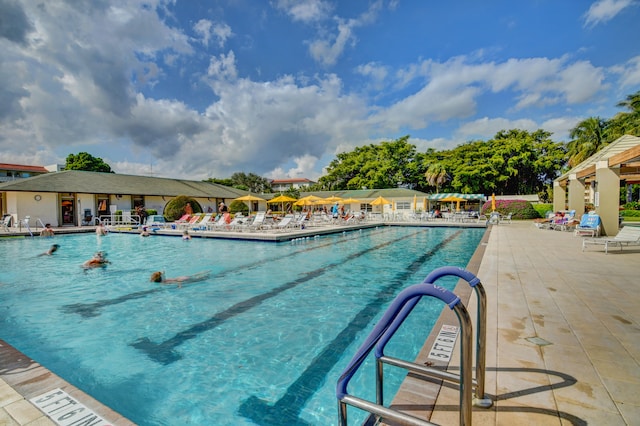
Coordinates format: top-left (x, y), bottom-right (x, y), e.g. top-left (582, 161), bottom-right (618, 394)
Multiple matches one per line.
top-left (40, 223), bottom-right (55, 237)
top-left (184, 202), bottom-right (194, 216)
top-left (96, 223), bottom-right (108, 236)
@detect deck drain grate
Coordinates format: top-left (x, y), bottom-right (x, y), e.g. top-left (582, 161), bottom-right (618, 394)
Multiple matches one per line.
top-left (526, 336), bottom-right (552, 346)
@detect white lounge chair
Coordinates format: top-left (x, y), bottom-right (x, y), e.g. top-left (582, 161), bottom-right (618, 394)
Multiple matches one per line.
top-left (246, 212), bottom-right (266, 231)
top-left (582, 226), bottom-right (640, 254)
top-left (191, 213), bottom-right (214, 230)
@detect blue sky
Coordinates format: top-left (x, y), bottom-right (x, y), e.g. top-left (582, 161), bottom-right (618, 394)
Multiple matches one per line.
top-left (1, 0), bottom-right (639, 181)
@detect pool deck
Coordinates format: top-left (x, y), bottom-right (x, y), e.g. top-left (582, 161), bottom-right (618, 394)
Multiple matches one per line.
top-left (1, 221), bottom-right (639, 425)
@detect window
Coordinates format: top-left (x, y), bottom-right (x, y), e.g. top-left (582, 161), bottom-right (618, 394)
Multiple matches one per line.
top-left (396, 202), bottom-right (411, 210)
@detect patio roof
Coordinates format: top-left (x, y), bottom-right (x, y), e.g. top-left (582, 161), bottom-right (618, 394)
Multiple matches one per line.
top-left (556, 134), bottom-right (640, 185)
top-left (427, 193), bottom-right (486, 201)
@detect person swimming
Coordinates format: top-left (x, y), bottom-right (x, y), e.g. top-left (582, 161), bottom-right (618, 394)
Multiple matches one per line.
top-left (38, 244), bottom-right (60, 256)
top-left (149, 270), bottom-right (210, 288)
top-left (83, 251), bottom-right (111, 268)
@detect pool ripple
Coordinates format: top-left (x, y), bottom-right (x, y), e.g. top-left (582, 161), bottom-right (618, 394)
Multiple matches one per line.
top-left (236, 230), bottom-right (462, 425)
top-left (129, 229), bottom-right (427, 364)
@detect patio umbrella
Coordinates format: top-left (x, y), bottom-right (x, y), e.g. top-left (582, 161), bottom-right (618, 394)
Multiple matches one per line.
top-left (268, 194), bottom-right (297, 212)
top-left (438, 195), bottom-right (467, 212)
top-left (233, 194), bottom-right (266, 215)
top-left (369, 196), bottom-right (391, 206)
top-left (340, 198), bottom-right (361, 204)
top-left (413, 195), bottom-right (417, 211)
top-left (491, 193), bottom-right (496, 212)
top-left (293, 195), bottom-right (321, 207)
top-left (318, 195), bottom-right (343, 204)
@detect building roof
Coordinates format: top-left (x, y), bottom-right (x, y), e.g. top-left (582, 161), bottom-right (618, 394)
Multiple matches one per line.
top-left (556, 134), bottom-right (640, 184)
top-left (298, 188), bottom-right (428, 200)
top-left (0, 163), bottom-right (49, 173)
top-left (270, 178), bottom-right (315, 184)
top-left (0, 170), bottom-right (247, 199)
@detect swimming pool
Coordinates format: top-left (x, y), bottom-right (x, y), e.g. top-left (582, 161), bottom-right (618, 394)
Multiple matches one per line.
top-left (0, 226), bottom-right (484, 425)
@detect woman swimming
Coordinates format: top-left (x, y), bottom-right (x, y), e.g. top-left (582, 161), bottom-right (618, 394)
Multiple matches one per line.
top-left (149, 270), bottom-right (210, 288)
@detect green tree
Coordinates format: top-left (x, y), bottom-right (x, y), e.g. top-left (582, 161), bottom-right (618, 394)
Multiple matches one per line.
top-left (205, 173), bottom-right (272, 193)
top-left (424, 163), bottom-right (448, 193)
top-left (318, 135), bottom-right (421, 190)
top-left (65, 152), bottom-right (113, 173)
top-left (566, 117), bottom-right (607, 167)
top-left (608, 90), bottom-right (640, 139)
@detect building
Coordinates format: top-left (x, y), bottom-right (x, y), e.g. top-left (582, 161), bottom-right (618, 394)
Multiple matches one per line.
top-left (270, 178), bottom-right (316, 192)
top-left (0, 170), bottom-right (248, 227)
top-left (554, 134), bottom-right (640, 236)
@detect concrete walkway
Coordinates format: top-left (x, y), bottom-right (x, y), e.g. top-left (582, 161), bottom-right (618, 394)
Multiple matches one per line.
top-left (1, 221), bottom-right (639, 425)
top-left (429, 221), bottom-right (640, 425)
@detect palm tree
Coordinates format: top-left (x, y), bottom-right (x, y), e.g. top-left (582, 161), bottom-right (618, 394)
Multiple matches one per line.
top-left (566, 117), bottom-right (607, 167)
top-left (612, 91), bottom-right (640, 137)
top-left (425, 163), bottom-right (449, 193)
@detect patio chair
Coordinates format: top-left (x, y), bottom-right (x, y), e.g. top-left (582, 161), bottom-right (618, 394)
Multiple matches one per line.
top-left (582, 226), bottom-right (640, 254)
top-left (1, 214), bottom-right (13, 232)
top-left (574, 213), bottom-right (601, 237)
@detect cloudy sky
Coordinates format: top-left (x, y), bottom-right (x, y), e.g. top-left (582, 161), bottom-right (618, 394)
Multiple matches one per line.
top-left (1, 0), bottom-right (639, 180)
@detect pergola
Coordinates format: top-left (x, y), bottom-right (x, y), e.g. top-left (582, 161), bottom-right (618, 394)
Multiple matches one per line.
top-left (554, 134), bottom-right (640, 236)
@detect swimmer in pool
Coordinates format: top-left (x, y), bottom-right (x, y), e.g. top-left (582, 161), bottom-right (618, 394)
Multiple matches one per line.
top-left (38, 244), bottom-right (60, 256)
top-left (149, 271), bottom-right (210, 288)
top-left (83, 251), bottom-right (111, 268)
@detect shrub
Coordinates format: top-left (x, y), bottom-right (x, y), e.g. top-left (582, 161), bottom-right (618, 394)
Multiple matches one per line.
top-left (623, 201), bottom-right (639, 210)
top-left (620, 209), bottom-right (640, 217)
top-left (481, 199), bottom-right (539, 219)
top-left (146, 209), bottom-right (158, 216)
top-left (532, 203), bottom-right (552, 219)
top-left (164, 196), bottom-right (202, 221)
top-left (229, 200), bottom-right (249, 215)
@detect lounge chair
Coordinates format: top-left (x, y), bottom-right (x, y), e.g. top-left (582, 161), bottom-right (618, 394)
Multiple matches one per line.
top-left (245, 212), bottom-right (266, 231)
top-left (582, 226), bottom-right (640, 254)
top-left (574, 213), bottom-right (601, 237)
top-left (191, 213), bottom-right (214, 230)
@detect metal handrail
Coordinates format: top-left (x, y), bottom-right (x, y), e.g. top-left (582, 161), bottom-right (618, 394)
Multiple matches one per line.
top-left (336, 282), bottom-right (474, 426)
top-left (375, 266), bottom-right (492, 408)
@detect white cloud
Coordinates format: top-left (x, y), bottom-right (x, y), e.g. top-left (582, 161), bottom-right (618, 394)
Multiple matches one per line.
top-left (273, 0), bottom-right (333, 23)
top-left (194, 19), bottom-right (233, 48)
top-left (583, 0), bottom-right (635, 27)
top-left (610, 55), bottom-right (640, 88)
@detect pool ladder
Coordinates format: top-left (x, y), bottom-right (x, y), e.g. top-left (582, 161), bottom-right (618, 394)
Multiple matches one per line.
top-left (336, 266), bottom-right (492, 426)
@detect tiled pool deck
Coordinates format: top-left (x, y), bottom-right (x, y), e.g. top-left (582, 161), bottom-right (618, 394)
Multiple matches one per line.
top-left (1, 221), bottom-right (639, 425)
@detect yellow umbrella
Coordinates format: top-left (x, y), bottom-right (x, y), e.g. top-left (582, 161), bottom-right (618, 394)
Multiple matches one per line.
top-left (369, 196), bottom-right (391, 206)
top-left (317, 195), bottom-right (343, 204)
top-left (423, 197), bottom-right (427, 211)
top-left (412, 195), bottom-right (417, 211)
top-left (233, 194), bottom-right (266, 215)
top-left (340, 198), bottom-right (361, 204)
top-left (491, 193), bottom-right (496, 212)
top-left (268, 194), bottom-right (297, 203)
top-left (293, 195), bottom-right (321, 207)
top-left (268, 194), bottom-right (297, 213)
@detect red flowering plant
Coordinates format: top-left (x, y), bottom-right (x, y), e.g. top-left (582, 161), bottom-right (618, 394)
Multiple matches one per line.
top-left (480, 199), bottom-right (538, 219)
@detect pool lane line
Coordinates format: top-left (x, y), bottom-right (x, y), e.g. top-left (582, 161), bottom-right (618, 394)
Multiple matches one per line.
top-left (237, 230), bottom-right (464, 425)
top-left (61, 227), bottom-right (394, 318)
top-left (129, 228), bottom-right (429, 364)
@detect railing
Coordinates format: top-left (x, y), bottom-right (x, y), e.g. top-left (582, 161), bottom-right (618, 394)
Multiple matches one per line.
top-left (336, 266), bottom-right (491, 426)
top-left (99, 213), bottom-right (141, 229)
top-left (375, 266), bottom-right (492, 409)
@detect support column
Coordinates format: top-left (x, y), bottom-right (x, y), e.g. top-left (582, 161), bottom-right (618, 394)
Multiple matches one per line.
top-left (595, 160), bottom-right (620, 236)
top-left (567, 174), bottom-right (585, 217)
top-left (553, 181), bottom-right (566, 212)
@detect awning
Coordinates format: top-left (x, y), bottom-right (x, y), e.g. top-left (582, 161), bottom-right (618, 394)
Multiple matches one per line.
top-left (427, 193), bottom-right (486, 201)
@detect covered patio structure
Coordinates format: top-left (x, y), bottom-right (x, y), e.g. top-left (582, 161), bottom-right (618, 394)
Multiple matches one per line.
top-left (554, 134), bottom-right (640, 236)
top-left (427, 193), bottom-right (486, 213)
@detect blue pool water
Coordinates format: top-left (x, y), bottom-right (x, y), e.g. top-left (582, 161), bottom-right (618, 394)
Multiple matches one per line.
top-left (0, 226), bottom-right (484, 425)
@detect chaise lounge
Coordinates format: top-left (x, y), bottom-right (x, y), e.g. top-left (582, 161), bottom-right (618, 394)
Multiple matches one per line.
top-left (582, 226), bottom-right (640, 254)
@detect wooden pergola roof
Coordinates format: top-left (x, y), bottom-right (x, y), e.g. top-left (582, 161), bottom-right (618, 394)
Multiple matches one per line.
top-left (555, 135), bottom-right (640, 187)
